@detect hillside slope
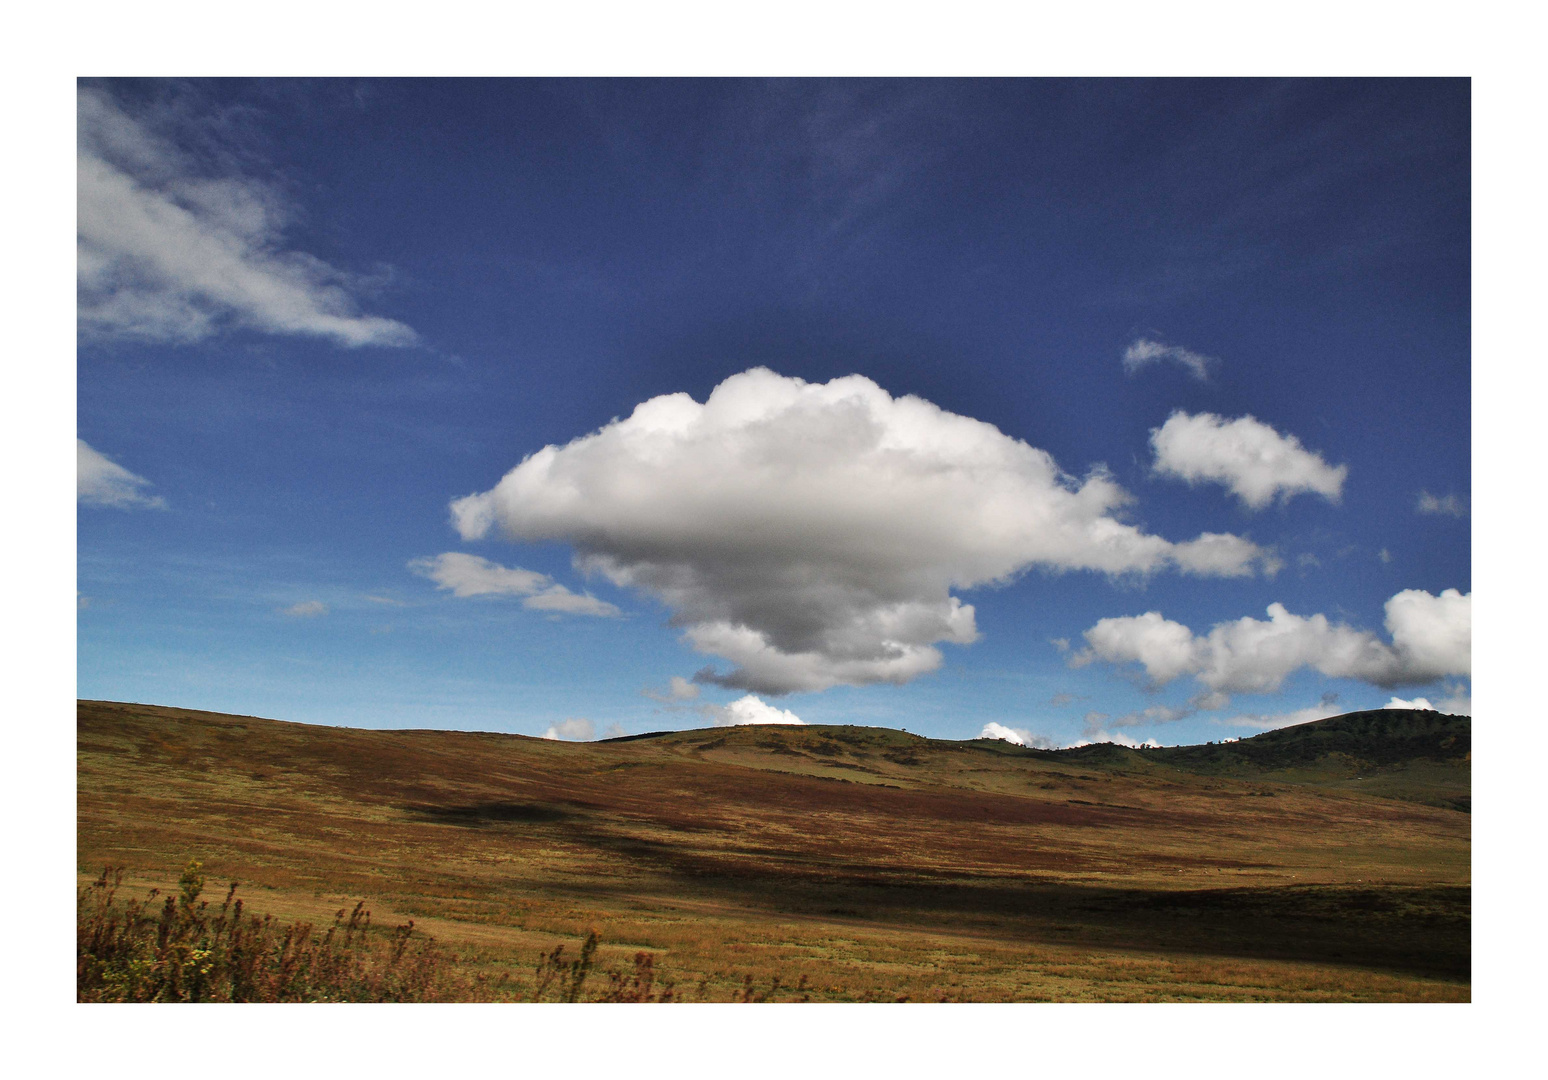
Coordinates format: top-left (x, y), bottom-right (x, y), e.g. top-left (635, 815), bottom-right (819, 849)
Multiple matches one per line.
top-left (1139, 709), bottom-right (1469, 810)
top-left (77, 700), bottom-right (1470, 1001)
top-left (606, 708), bottom-right (1471, 810)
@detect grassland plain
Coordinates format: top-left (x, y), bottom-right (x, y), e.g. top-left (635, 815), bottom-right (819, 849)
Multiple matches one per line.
top-left (77, 700), bottom-right (1470, 1002)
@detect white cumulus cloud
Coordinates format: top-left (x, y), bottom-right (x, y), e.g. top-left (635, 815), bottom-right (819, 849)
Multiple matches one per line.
top-left (541, 718), bottom-right (595, 741)
top-left (1150, 411), bottom-right (1347, 510)
top-left (1074, 588), bottom-right (1470, 698)
top-left (1122, 338), bottom-right (1213, 381)
top-left (1384, 587), bottom-right (1471, 680)
top-left (78, 87), bottom-right (416, 348)
top-left (977, 722), bottom-right (1053, 748)
top-left (78, 439), bottom-right (166, 509)
top-left (409, 553), bottom-right (620, 618)
top-left (1384, 696), bottom-right (1435, 711)
top-left (1066, 730), bottom-right (1161, 749)
top-left (450, 368), bottom-right (1272, 694)
top-left (705, 695), bottom-right (804, 726)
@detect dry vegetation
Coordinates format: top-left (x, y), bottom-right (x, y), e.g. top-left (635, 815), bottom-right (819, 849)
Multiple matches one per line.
top-left (77, 700), bottom-right (1470, 1002)
top-left (78, 862), bottom-right (469, 1002)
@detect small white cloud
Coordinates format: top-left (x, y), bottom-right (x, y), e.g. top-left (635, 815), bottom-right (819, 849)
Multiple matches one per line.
top-left (1074, 588), bottom-right (1470, 697)
top-left (1378, 548), bottom-right (1393, 564)
top-left (1215, 702), bottom-right (1345, 730)
top-left (77, 87), bottom-right (416, 348)
top-left (282, 600), bottom-right (328, 618)
top-left (1384, 696), bottom-right (1436, 711)
top-left (1150, 411), bottom-right (1347, 511)
top-left (1122, 338), bottom-right (1213, 381)
top-left (409, 552), bottom-right (619, 617)
top-left (1416, 491), bottom-right (1468, 518)
top-left (1436, 682), bottom-right (1472, 716)
top-left (451, 368), bottom-right (1271, 695)
top-left (704, 694), bottom-right (804, 726)
top-left (1103, 703), bottom-right (1196, 730)
top-left (78, 439), bottom-right (166, 509)
top-left (522, 584), bottom-right (622, 617)
top-left (642, 675), bottom-right (703, 704)
top-left (1072, 611), bottom-right (1200, 686)
top-left (977, 722), bottom-right (1053, 748)
top-left (1065, 730), bottom-right (1161, 749)
top-left (541, 718), bottom-right (595, 741)
top-left (409, 552), bottom-right (548, 597)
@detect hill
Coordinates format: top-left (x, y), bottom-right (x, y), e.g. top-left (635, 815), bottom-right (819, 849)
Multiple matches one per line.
top-left (77, 700), bottom-right (1470, 1002)
top-left (602, 708), bottom-right (1471, 810)
top-left (1139, 709), bottom-right (1470, 810)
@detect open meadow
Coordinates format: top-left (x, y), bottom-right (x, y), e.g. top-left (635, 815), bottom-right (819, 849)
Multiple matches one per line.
top-left (77, 700), bottom-right (1469, 1002)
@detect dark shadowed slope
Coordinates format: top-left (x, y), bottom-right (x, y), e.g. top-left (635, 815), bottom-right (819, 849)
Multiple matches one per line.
top-left (1134, 710), bottom-right (1470, 811)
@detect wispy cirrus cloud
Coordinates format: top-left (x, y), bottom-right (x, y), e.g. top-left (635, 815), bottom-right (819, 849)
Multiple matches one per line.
top-left (281, 600), bottom-right (328, 618)
top-left (451, 368), bottom-right (1274, 695)
top-left (78, 439), bottom-right (166, 509)
top-left (1122, 338), bottom-right (1214, 380)
top-left (1416, 491), bottom-right (1468, 518)
top-left (1097, 702), bottom-right (1198, 732)
top-left (77, 86), bottom-right (416, 348)
top-left (1435, 683), bottom-right (1472, 716)
top-left (1150, 411), bottom-right (1347, 510)
top-left (1213, 702), bottom-right (1344, 731)
top-left (409, 552), bottom-right (620, 618)
top-left (643, 676), bottom-right (701, 703)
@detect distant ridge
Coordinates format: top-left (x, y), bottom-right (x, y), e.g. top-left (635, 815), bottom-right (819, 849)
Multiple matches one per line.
top-left (606, 709), bottom-right (1469, 766)
top-left (597, 707), bottom-right (1471, 810)
top-left (76, 700), bottom-right (1470, 811)
top-left (1145, 708), bottom-right (1469, 771)
top-left (1129, 709), bottom-right (1471, 811)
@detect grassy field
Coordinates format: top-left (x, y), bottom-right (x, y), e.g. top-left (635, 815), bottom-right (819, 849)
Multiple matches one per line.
top-left (77, 700), bottom-right (1469, 1001)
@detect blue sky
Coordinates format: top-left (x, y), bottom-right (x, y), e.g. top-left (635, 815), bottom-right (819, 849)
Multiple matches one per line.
top-left (76, 78), bottom-right (1471, 746)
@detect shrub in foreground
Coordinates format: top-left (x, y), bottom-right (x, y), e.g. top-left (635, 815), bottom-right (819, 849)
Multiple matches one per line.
top-left (77, 863), bottom-right (461, 1002)
top-left (80, 862), bottom-right (807, 1002)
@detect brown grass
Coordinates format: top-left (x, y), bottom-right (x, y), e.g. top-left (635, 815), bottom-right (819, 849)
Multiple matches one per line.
top-left (77, 861), bottom-right (469, 1002)
top-left (76, 701), bottom-right (1470, 1002)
